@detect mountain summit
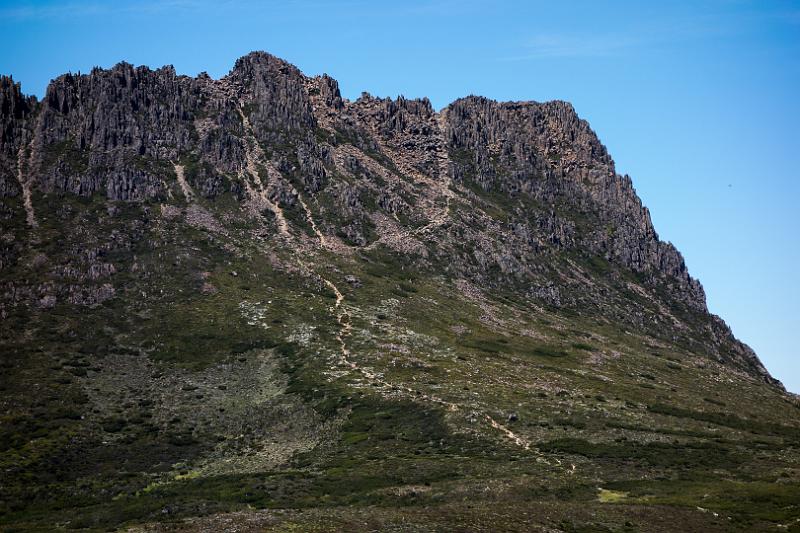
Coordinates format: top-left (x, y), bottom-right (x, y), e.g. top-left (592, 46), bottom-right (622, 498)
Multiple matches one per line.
top-left (1, 52), bottom-right (797, 531)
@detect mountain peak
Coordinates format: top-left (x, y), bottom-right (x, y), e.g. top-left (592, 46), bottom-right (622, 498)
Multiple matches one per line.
top-left (1, 51), bottom-right (794, 531)
top-left (229, 50), bottom-right (307, 81)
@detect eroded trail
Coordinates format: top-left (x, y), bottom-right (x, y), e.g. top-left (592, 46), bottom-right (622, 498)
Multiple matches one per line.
top-left (295, 194), bottom-right (460, 411)
top-left (237, 107), bottom-right (290, 237)
top-left (360, 112), bottom-right (454, 239)
top-left (294, 194), bottom-right (561, 459)
top-left (172, 163), bottom-right (195, 202)
top-left (296, 198), bottom-right (355, 370)
top-left (297, 196), bottom-right (327, 248)
top-left (485, 415), bottom-right (531, 451)
top-left (17, 144), bottom-right (37, 228)
top-left (414, 110), bottom-right (454, 236)
top-left (486, 415), bottom-right (562, 466)
top-left (232, 104), bottom-right (556, 458)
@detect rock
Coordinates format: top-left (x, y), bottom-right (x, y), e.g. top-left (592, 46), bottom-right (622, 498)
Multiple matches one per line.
top-left (37, 295), bottom-right (56, 309)
top-left (0, 50), bottom-right (777, 387)
top-left (201, 282), bottom-right (217, 295)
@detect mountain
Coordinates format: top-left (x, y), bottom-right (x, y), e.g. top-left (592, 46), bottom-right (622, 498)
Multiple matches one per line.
top-left (1, 52), bottom-right (797, 532)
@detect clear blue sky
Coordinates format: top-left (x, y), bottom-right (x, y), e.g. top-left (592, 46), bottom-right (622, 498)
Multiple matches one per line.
top-left (1, 0), bottom-right (798, 391)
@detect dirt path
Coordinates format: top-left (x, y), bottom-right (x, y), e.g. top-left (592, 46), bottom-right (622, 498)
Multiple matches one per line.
top-left (286, 137), bottom-right (549, 457)
top-left (17, 144), bottom-right (37, 228)
top-left (293, 193), bottom-right (461, 410)
top-left (414, 110), bottom-right (454, 236)
top-left (353, 110), bottom-right (454, 252)
top-left (237, 108), bottom-right (290, 237)
top-left (485, 414), bottom-right (531, 450)
top-left (294, 197), bottom-right (356, 369)
top-left (297, 196), bottom-right (327, 248)
top-left (172, 163), bottom-right (195, 202)
top-left (360, 112), bottom-right (454, 237)
top-left (230, 106), bottom-right (553, 457)
top-left (297, 200), bottom-right (551, 456)
top-left (314, 262), bottom-right (559, 459)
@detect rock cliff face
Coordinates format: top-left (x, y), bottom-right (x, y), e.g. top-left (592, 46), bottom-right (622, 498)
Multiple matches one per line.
top-left (3, 52), bottom-right (798, 532)
top-left (0, 51), bottom-right (776, 385)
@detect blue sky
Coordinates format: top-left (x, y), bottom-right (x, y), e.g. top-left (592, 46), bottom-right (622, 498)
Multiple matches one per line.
top-left (1, 0), bottom-right (798, 391)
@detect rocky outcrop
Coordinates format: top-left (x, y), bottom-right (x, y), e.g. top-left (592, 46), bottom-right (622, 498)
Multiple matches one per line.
top-left (447, 97), bottom-right (705, 309)
top-left (0, 76), bottom-right (36, 197)
top-left (0, 51), bottom-right (775, 386)
top-left (230, 52), bottom-right (316, 134)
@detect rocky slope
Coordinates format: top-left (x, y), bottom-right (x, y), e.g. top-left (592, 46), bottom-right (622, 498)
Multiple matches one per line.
top-left (0, 52), bottom-right (797, 531)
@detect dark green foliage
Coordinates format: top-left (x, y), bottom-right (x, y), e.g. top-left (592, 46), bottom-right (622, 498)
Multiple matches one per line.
top-left (458, 337), bottom-right (511, 354)
top-left (529, 345), bottom-right (569, 358)
top-left (42, 138), bottom-right (89, 174)
top-left (571, 342), bottom-right (594, 351)
top-left (2, 125), bottom-right (798, 532)
top-left (648, 403), bottom-right (800, 441)
top-left (538, 438), bottom-right (743, 470)
top-left (606, 479), bottom-right (800, 526)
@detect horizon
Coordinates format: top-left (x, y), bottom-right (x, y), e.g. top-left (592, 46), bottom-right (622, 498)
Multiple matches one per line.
top-left (1, 0), bottom-right (797, 392)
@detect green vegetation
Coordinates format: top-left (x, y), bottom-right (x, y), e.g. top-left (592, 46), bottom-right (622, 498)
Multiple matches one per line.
top-left (538, 437), bottom-right (743, 470)
top-left (1, 154), bottom-right (798, 532)
top-left (42, 138), bottom-right (90, 174)
top-left (648, 403), bottom-right (800, 441)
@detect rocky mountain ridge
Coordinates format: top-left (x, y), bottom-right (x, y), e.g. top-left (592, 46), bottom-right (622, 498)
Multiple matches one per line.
top-left (2, 51), bottom-right (798, 532)
top-left (0, 51), bottom-right (774, 386)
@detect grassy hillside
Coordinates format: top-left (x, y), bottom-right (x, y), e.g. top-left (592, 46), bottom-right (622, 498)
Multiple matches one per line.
top-left (1, 188), bottom-right (798, 532)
